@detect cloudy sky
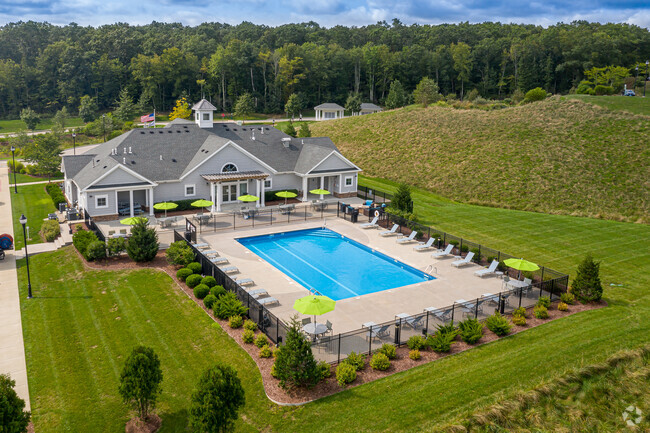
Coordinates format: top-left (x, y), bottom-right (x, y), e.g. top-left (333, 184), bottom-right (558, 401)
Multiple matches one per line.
top-left (0, 0), bottom-right (648, 28)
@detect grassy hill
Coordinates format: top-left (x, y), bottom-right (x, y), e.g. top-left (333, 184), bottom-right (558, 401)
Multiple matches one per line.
top-left (311, 97), bottom-right (649, 223)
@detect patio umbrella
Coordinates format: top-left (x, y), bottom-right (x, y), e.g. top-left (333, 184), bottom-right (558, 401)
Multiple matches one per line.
top-left (119, 216), bottom-right (147, 225)
top-left (191, 199), bottom-right (214, 213)
top-left (237, 194), bottom-right (259, 202)
top-left (153, 202), bottom-right (178, 218)
top-left (293, 294), bottom-right (336, 324)
top-left (309, 188), bottom-right (330, 200)
top-left (275, 190), bottom-right (297, 204)
top-left (504, 258), bottom-right (540, 279)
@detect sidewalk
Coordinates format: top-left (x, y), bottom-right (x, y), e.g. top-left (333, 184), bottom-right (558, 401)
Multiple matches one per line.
top-left (0, 161), bottom-right (31, 410)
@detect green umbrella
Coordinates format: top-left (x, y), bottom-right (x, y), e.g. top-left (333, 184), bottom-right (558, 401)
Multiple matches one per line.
top-left (120, 216), bottom-right (147, 225)
top-left (191, 199), bottom-right (214, 213)
top-left (309, 189), bottom-right (330, 196)
top-left (153, 201), bottom-right (178, 218)
top-left (504, 258), bottom-right (540, 279)
top-left (293, 295), bottom-right (336, 324)
top-left (237, 194), bottom-right (259, 202)
top-left (275, 190), bottom-right (297, 204)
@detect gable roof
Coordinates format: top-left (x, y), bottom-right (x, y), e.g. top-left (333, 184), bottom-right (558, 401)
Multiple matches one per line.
top-left (315, 103), bottom-right (344, 110)
top-left (361, 103), bottom-right (381, 111)
top-left (192, 99), bottom-right (217, 111)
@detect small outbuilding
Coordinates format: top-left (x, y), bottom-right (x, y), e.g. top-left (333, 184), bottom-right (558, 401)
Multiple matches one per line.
top-left (359, 103), bottom-right (382, 115)
top-left (315, 103), bottom-right (345, 121)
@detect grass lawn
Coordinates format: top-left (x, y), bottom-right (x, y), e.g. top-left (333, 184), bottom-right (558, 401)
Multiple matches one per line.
top-left (0, 117), bottom-right (85, 134)
top-left (10, 183), bottom-right (57, 250)
top-left (11, 172), bottom-right (63, 184)
top-left (565, 94), bottom-right (650, 116)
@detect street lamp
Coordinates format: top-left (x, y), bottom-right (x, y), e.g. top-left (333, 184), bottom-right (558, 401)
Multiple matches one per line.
top-left (645, 60), bottom-right (649, 98)
top-left (10, 145), bottom-right (17, 194)
top-left (19, 214), bottom-right (32, 299)
top-left (72, 132), bottom-right (77, 155)
top-left (102, 114), bottom-right (106, 142)
top-left (635, 65), bottom-right (639, 92)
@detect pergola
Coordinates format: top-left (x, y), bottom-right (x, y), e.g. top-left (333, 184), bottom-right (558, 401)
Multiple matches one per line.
top-left (202, 170), bottom-right (270, 212)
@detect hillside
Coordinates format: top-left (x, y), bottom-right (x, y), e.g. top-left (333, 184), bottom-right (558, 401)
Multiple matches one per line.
top-left (311, 97), bottom-right (650, 223)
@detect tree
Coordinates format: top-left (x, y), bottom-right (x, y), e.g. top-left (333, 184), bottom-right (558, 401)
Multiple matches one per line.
top-left (23, 133), bottom-right (61, 180)
top-left (384, 80), bottom-right (408, 110)
top-left (20, 108), bottom-right (39, 130)
top-left (78, 95), bottom-right (98, 123)
top-left (166, 241), bottom-right (195, 267)
top-left (52, 106), bottom-right (69, 132)
top-left (169, 97), bottom-right (191, 121)
top-left (0, 374), bottom-right (30, 433)
top-left (345, 93), bottom-right (361, 115)
top-left (392, 183), bottom-right (413, 212)
top-left (283, 123), bottom-right (297, 137)
top-left (126, 219), bottom-right (159, 262)
top-left (113, 88), bottom-right (137, 122)
top-left (284, 93), bottom-right (303, 120)
top-left (118, 346), bottom-right (163, 421)
top-left (273, 317), bottom-right (320, 389)
top-left (450, 42), bottom-right (472, 100)
top-left (571, 255), bottom-right (603, 302)
top-left (298, 123), bottom-right (311, 137)
top-left (523, 87), bottom-right (547, 103)
top-left (412, 77), bottom-right (441, 107)
top-left (189, 364), bottom-right (245, 433)
top-left (234, 92), bottom-right (255, 124)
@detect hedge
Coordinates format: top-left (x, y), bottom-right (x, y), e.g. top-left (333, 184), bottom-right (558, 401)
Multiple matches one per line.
top-left (45, 183), bottom-right (67, 208)
top-left (264, 189), bottom-right (299, 203)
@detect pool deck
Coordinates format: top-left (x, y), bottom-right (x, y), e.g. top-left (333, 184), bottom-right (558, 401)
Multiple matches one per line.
top-left (200, 219), bottom-right (509, 335)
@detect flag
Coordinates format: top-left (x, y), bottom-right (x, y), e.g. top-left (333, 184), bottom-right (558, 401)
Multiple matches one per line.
top-left (140, 113), bottom-right (154, 123)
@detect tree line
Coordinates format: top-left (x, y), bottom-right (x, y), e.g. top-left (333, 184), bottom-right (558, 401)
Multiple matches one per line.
top-left (0, 19), bottom-right (648, 117)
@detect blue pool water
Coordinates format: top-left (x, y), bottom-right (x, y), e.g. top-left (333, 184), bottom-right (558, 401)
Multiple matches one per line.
top-left (237, 228), bottom-right (435, 301)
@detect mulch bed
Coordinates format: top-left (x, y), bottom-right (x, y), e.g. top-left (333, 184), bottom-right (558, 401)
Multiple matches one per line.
top-left (125, 415), bottom-right (161, 433)
top-left (78, 248), bottom-right (605, 405)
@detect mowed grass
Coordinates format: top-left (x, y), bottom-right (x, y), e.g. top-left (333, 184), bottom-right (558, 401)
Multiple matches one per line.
top-left (566, 94), bottom-right (650, 116)
top-left (16, 248), bottom-right (275, 433)
top-left (311, 97), bottom-right (650, 223)
top-left (11, 173), bottom-right (63, 184)
top-left (0, 117), bottom-right (85, 134)
top-left (10, 183), bottom-right (57, 249)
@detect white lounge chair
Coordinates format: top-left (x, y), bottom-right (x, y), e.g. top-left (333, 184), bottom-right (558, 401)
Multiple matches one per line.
top-left (451, 252), bottom-right (475, 268)
top-left (395, 313), bottom-right (424, 329)
top-left (379, 224), bottom-right (399, 236)
top-left (432, 244), bottom-right (454, 258)
top-left (219, 266), bottom-right (239, 274)
top-left (234, 277), bottom-right (254, 286)
top-left (257, 296), bottom-right (279, 306)
top-left (210, 257), bottom-right (229, 265)
top-left (396, 231), bottom-right (417, 244)
top-left (202, 250), bottom-right (219, 257)
top-left (360, 216), bottom-right (379, 229)
top-left (193, 242), bottom-right (209, 249)
top-left (413, 237), bottom-right (436, 251)
top-left (475, 260), bottom-right (500, 278)
top-left (248, 288), bottom-right (269, 299)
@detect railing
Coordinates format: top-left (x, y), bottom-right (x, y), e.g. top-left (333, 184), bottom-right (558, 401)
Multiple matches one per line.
top-left (84, 209), bottom-right (105, 242)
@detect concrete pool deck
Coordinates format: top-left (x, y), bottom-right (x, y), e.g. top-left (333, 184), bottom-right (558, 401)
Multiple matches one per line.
top-left (199, 218), bottom-right (509, 335)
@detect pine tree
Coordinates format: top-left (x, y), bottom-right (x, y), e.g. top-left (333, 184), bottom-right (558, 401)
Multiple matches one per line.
top-left (571, 255), bottom-right (603, 302)
top-left (272, 317), bottom-right (320, 389)
top-left (118, 346), bottom-right (163, 421)
top-left (126, 219), bottom-right (159, 262)
top-left (78, 95), bottom-right (98, 123)
top-left (392, 183), bottom-right (413, 212)
top-left (113, 88), bottom-right (137, 122)
top-left (345, 93), bottom-right (361, 115)
top-left (190, 364), bottom-right (245, 433)
top-left (298, 123), bottom-right (311, 137)
top-left (284, 123), bottom-right (297, 137)
top-left (384, 80), bottom-right (408, 110)
top-left (413, 77), bottom-right (441, 107)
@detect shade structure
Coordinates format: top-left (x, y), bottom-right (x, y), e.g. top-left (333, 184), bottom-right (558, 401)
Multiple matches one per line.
top-left (503, 258), bottom-right (540, 272)
top-left (275, 190), bottom-right (297, 204)
top-left (120, 217), bottom-right (147, 225)
top-left (293, 295), bottom-right (336, 323)
top-left (191, 199), bottom-right (214, 213)
top-left (237, 194), bottom-right (259, 202)
top-left (309, 189), bottom-right (330, 196)
top-left (153, 202), bottom-right (178, 218)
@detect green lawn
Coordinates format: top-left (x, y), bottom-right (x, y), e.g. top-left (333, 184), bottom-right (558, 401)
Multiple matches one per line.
top-left (10, 172), bottom-right (63, 184)
top-left (0, 117), bottom-right (85, 134)
top-left (10, 183), bottom-right (57, 249)
top-left (565, 94), bottom-right (650, 116)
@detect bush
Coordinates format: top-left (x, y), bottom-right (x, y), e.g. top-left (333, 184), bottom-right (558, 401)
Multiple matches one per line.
top-left (512, 88), bottom-right (525, 103)
top-left (344, 352), bottom-right (366, 371)
top-left (523, 87), bottom-right (547, 103)
top-left (214, 292), bottom-right (248, 320)
top-left (176, 268), bottom-right (193, 281)
top-left (485, 312), bottom-right (512, 336)
top-left (537, 296), bottom-right (551, 308)
top-left (165, 241), bottom-right (195, 266)
top-left (270, 363), bottom-right (279, 378)
top-left (86, 240), bottom-right (106, 261)
top-left (435, 322), bottom-right (458, 337)
top-left (106, 236), bottom-right (126, 257)
top-left (189, 364), bottom-right (245, 433)
top-left (378, 344), bottom-right (397, 360)
top-left (560, 292), bottom-right (576, 305)
top-left (229, 314), bottom-right (243, 329)
top-left (407, 335), bottom-right (426, 351)
top-left (243, 319), bottom-right (257, 331)
top-left (392, 183), bottom-right (413, 213)
top-left (571, 255), bottom-right (603, 302)
top-left (9, 161), bottom-right (24, 172)
top-left (203, 294), bottom-right (217, 309)
top-left (513, 307), bottom-right (527, 318)
top-left (558, 302), bottom-right (569, 312)
top-left (273, 318), bottom-right (320, 389)
top-left (242, 329), bottom-right (255, 343)
top-left (466, 88), bottom-right (480, 101)
top-left (264, 189), bottom-right (299, 203)
top-left (210, 285), bottom-right (227, 298)
top-left (533, 305), bottom-right (549, 319)
top-left (201, 276), bottom-right (217, 288)
top-left (336, 362), bottom-right (357, 386)
top-left (125, 219), bottom-right (158, 262)
top-left (512, 315), bottom-right (527, 326)
top-left (187, 262), bottom-right (202, 274)
top-left (45, 183), bottom-right (67, 208)
top-left (317, 361), bottom-right (331, 380)
top-left (259, 345), bottom-right (272, 358)
top-left (458, 318), bottom-right (483, 344)
top-left (409, 349), bottom-right (421, 360)
top-left (40, 219), bottom-right (60, 242)
top-left (426, 331), bottom-right (456, 353)
top-left (193, 284), bottom-right (210, 299)
top-left (0, 373), bottom-right (31, 432)
top-left (594, 85), bottom-right (614, 95)
top-left (186, 274), bottom-right (203, 288)
top-left (254, 333), bottom-right (268, 348)
top-left (72, 229), bottom-right (98, 260)
top-left (370, 353), bottom-right (390, 371)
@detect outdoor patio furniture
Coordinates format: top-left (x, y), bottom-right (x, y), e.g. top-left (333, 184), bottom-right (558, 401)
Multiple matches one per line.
top-left (325, 320), bottom-right (333, 335)
top-left (247, 288), bottom-right (269, 299)
top-left (219, 266), bottom-right (239, 274)
top-left (366, 324), bottom-right (390, 340)
top-left (523, 277), bottom-right (532, 286)
top-left (506, 279), bottom-right (528, 290)
top-left (451, 252), bottom-right (475, 267)
top-left (395, 313), bottom-right (423, 329)
top-left (108, 230), bottom-right (115, 236)
top-left (194, 213), bottom-right (210, 224)
top-left (413, 237), bottom-right (436, 251)
top-left (202, 249), bottom-right (218, 256)
top-left (193, 242), bottom-right (209, 249)
top-left (313, 202), bottom-right (328, 211)
top-left (234, 277), bottom-right (254, 286)
top-left (475, 260), bottom-right (500, 277)
top-left (210, 257), bottom-right (229, 264)
top-left (360, 216), bottom-right (379, 229)
top-left (432, 244), bottom-right (454, 258)
top-left (119, 229), bottom-right (127, 235)
top-left (396, 231), bottom-right (418, 244)
top-left (257, 297), bottom-right (279, 306)
top-left (279, 204), bottom-right (295, 215)
top-left (425, 307), bottom-right (453, 322)
top-left (379, 224), bottom-right (399, 236)
top-left (455, 299), bottom-right (476, 317)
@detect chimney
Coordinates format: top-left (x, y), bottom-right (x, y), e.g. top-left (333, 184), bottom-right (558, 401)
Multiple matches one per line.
top-left (281, 137), bottom-right (291, 148)
top-left (159, 155), bottom-right (163, 161)
top-left (128, 147), bottom-right (132, 154)
top-left (260, 127), bottom-right (264, 135)
top-left (123, 157), bottom-right (126, 164)
top-left (251, 130), bottom-right (255, 141)
top-left (123, 147), bottom-right (126, 154)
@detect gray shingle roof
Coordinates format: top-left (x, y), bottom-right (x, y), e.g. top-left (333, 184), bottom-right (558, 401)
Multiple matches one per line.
top-left (315, 103), bottom-right (344, 110)
top-left (62, 154), bottom-right (94, 178)
top-left (361, 103), bottom-right (382, 111)
top-left (192, 99), bottom-right (217, 111)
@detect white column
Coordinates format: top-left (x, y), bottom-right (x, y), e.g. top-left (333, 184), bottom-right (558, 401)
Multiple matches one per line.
top-left (129, 190), bottom-right (134, 217)
top-left (260, 178), bottom-right (265, 207)
top-left (210, 182), bottom-right (215, 213)
top-left (255, 179), bottom-right (260, 208)
top-left (302, 176), bottom-right (308, 201)
top-left (149, 188), bottom-right (154, 216)
top-left (216, 182), bottom-right (222, 212)
top-left (320, 176), bottom-right (325, 200)
top-left (339, 174), bottom-right (343, 194)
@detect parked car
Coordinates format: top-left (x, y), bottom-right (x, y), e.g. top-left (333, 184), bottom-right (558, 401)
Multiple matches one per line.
top-left (624, 89), bottom-right (635, 96)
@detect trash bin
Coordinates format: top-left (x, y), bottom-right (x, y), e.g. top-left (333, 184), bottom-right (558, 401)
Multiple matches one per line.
top-left (59, 202), bottom-right (66, 213)
top-left (351, 210), bottom-right (359, 223)
top-left (339, 203), bottom-right (347, 214)
top-left (184, 230), bottom-right (192, 242)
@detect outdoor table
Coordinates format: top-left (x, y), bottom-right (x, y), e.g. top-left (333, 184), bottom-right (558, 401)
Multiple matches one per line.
top-left (506, 280), bottom-right (528, 289)
top-left (303, 323), bottom-right (328, 336)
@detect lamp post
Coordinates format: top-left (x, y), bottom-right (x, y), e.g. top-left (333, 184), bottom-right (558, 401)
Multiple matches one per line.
top-left (102, 114), bottom-right (106, 142)
top-left (10, 145), bottom-right (17, 194)
top-left (635, 65), bottom-right (639, 93)
top-left (19, 214), bottom-right (32, 299)
top-left (72, 132), bottom-right (76, 155)
top-left (645, 60), bottom-right (649, 98)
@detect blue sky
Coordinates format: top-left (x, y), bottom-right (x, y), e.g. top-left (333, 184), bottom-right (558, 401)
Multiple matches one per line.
top-left (0, 0), bottom-right (648, 28)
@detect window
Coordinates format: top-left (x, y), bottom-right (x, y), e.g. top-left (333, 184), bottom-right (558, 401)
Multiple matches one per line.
top-left (264, 179), bottom-right (272, 189)
top-left (324, 111), bottom-right (335, 119)
top-left (185, 184), bottom-right (196, 196)
top-left (345, 176), bottom-right (353, 186)
top-left (95, 194), bottom-right (108, 209)
top-left (202, 113), bottom-right (210, 121)
top-left (222, 163), bottom-right (238, 173)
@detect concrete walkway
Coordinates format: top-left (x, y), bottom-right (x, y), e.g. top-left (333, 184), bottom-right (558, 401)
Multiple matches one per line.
top-left (0, 161), bottom-right (31, 410)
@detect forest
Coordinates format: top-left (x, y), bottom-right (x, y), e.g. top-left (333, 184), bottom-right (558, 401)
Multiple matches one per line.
top-left (0, 19), bottom-right (649, 117)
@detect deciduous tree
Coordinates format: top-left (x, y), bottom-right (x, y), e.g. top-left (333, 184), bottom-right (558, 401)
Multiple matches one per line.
top-left (234, 92), bottom-right (255, 124)
top-left (189, 364), bottom-right (245, 433)
top-left (118, 346), bottom-right (163, 421)
top-left (20, 108), bottom-right (39, 130)
top-left (412, 77), bottom-right (441, 107)
top-left (169, 97), bottom-right (192, 121)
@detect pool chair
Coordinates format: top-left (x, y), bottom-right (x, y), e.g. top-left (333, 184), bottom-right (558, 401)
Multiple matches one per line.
top-left (202, 250), bottom-right (219, 257)
top-left (379, 224), bottom-right (399, 236)
top-left (219, 266), bottom-right (239, 274)
top-left (395, 313), bottom-right (424, 329)
top-left (257, 296), bottom-right (280, 306)
top-left (413, 237), bottom-right (436, 252)
top-left (211, 257), bottom-right (229, 265)
top-left (475, 260), bottom-right (499, 278)
top-left (193, 242), bottom-right (209, 249)
top-left (451, 252), bottom-right (475, 268)
top-left (234, 277), bottom-right (254, 286)
top-left (247, 288), bottom-right (269, 299)
top-left (396, 231), bottom-right (418, 244)
top-left (432, 244), bottom-right (454, 258)
top-left (360, 216), bottom-right (379, 229)
top-left (425, 307), bottom-right (453, 323)
top-left (367, 324), bottom-right (390, 341)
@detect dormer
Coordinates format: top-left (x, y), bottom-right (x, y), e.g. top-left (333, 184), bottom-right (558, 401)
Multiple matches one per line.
top-left (192, 99), bottom-right (217, 128)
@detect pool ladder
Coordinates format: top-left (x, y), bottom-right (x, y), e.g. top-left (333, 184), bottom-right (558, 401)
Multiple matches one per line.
top-left (424, 265), bottom-right (438, 275)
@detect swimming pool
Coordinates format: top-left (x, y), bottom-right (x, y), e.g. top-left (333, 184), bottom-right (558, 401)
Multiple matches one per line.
top-left (237, 228), bottom-right (434, 301)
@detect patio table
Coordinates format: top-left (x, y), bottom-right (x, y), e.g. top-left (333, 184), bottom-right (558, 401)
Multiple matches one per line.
top-left (506, 280), bottom-right (528, 289)
top-left (303, 323), bottom-right (328, 338)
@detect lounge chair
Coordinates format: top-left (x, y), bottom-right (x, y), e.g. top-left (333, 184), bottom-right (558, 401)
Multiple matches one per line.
top-left (360, 216), bottom-right (379, 229)
top-left (367, 324), bottom-right (390, 340)
top-left (108, 230), bottom-right (115, 236)
top-left (451, 252), bottom-right (475, 268)
top-left (247, 288), bottom-right (269, 299)
top-left (202, 250), bottom-right (219, 257)
top-left (413, 237), bottom-right (436, 251)
top-left (219, 266), bottom-right (239, 274)
top-left (395, 313), bottom-right (424, 329)
top-left (193, 242), bottom-right (209, 249)
top-left (257, 296), bottom-right (279, 306)
top-left (379, 224), bottom-right (399, 236)
top-left (432, 244), bottom-right (454, 258)
top-left (475, 260), bottom-right (499, 277)
top-left (425, 307), bottom-right (453, 322)
top-left (210, 257), bottom-right (229, 265)
top-left (119, 229), bottom-right (127, 235)
top-left (396, 231), bottom-right (417, 244)
top-left (234, 277), bottom-right (254, 286)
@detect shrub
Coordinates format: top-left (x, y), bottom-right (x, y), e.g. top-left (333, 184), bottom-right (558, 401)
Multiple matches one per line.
top-left (571, 255), bottom-right (603, 302)
top-left (344, 352), bottom-right (366, 371)
top-left (259, 345), bottom-right (272, 358)
top-left (45, 183), bottom-right (66, 208)
top-left (407, 335), bottom-right (426, 351)
top-left (485, 312), bottom-right (512, 337)
top-left (106, 236), bottom-right (126, 257)
top-left (228, 315), bottom-right (243, 328)
top-left (271, 363), bottom-right (279, 378)
top-left (512, 315), bottom-right (527, 326)
top-left (264, 189), bottom-right (299, 203)
top-left (458, 318), bottom-right (483, 344)
top-left (242, 329), bottom-right (254, 343)
top-left (317, 361), bottom-right (331, 380)
top-left (193, 284), bottom-right (210, 299)
top-left (9, 161), bottom-right (24, 172)
top-left (186, 274), bottom-right (203, 288)
top-left (86, 240), bottom-right (106, 261)
top-left (558, 302), bottom-right (569, 312)
top-left (379, 344), bottom-right (397, 360)
top-left (426, 331), bottom-right (456, 353)
top-left (210, 285), bottom-right (227, 298)
top-left (165, 241), bottom-right (195, 266)
top-left (203, 294), bottom-right (217, 309)
top-left (466, 88), bottom-right (480, 101)
top-left (409, 349), bottom-right (421, 360)
top-left (523, 87), bottom-right (547, 103)
top-left (125, 219), bottom-right (159, 262)
top-left (561, 292), bottom-right (576, 305)
top-left (534, 305), bottom-right (549, 319)
top-left (435, 322), bottom-right (458, 337)
top-left (40, 219), bottom-right (60, 242)
top-left (254, 333), bottom-right (268, 348)
top-left (187, 262), bottom-right (202, 274)
top-left (243, 319), bottom-right (257, 331)
top-left (392, 183), bottom-right (413, 213)
top-left (0, 373), bottom-right (31, 432)
top-left (336, 362), bottom-right (357, 387)
top-left (537, 296), bottom-right (551, 308)
top-left (214, 292), bottom-right (248, 320)
top-left (370, 353), bottom-right (390, 371)
top-left (273, 318), bottom-right (320, 389)
top-left (176, 268), bottom-right (193, 281)
top-left (594, 85), bottom-right (614, 95)
top-left (513, 307), bottom-right (527, 318)
top-left (72, 229), bottom-right (98, 260)
top-left (201, 276), bottom-right (217, 288)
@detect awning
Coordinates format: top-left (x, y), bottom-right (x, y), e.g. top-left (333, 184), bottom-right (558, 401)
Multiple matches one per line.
top-left (201, 170), bottom-right (269, 182)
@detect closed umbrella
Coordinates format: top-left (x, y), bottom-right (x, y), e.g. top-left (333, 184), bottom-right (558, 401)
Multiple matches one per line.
top-left (275, 190), bottom-right (297, 205)
top-left (293, 294), bottom-right (336, 324)
top-left (153, 202), bottom-right (178, 218)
